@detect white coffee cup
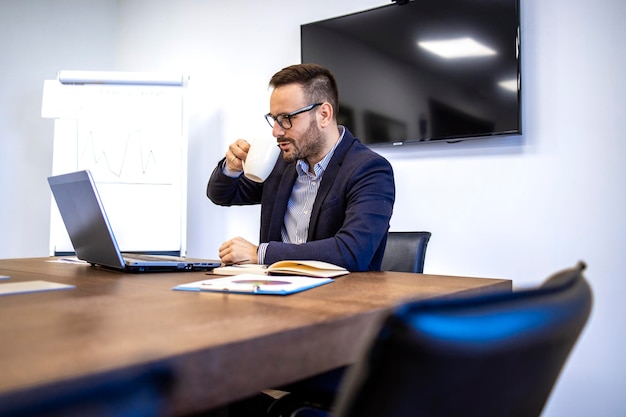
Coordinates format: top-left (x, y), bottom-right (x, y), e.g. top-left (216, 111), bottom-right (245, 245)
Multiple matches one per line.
top-left (243, 137), bottom-right (281, 183)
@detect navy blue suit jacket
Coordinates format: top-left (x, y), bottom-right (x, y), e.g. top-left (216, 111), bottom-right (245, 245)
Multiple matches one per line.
top-left (207, 128), bottom-right (395, 271)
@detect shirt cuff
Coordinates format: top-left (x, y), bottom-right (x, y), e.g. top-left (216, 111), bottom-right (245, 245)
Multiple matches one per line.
top-left (257, 242), bottom-right (268, 264)
top-left (222, 160), bottom-right (244, 178)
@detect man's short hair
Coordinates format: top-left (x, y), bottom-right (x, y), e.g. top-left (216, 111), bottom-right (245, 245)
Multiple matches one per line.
top-left (269, 63), bottom-right (339, 118)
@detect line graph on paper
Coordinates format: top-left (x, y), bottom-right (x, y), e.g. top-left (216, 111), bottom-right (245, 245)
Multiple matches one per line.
top-left (76, 122), bottom-right (179, 185)
top-left (66, 83), bottom-right (184, 185)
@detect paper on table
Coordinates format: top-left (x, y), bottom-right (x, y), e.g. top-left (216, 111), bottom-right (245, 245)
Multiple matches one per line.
top-left (46, 257), bottom-right (89, 264)
top-left (0, 280), bottom-right (75, 296)
top-left (211, 264), bottom-right (268, 276)
top-left (173, 273), bottom-right (333, 295)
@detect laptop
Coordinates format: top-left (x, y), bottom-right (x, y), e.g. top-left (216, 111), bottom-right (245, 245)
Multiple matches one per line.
top-left (48, 170), bottom-right (221, 272)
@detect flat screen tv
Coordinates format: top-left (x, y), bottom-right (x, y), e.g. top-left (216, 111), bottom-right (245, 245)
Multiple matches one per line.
top-left (301, 0), bottom-right (521, 146)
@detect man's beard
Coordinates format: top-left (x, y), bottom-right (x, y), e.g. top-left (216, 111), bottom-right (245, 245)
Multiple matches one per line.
top-left (280, 120), bottom-right (324, 164)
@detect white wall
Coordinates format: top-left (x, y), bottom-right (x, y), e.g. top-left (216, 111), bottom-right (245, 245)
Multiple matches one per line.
top-left (1, 0), bottom-right (624, 415)
top-left (0, 0), bottom-right (117, 256)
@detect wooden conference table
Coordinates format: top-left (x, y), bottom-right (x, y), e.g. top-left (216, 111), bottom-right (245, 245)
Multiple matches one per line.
top-left (0, 257), bottom-right (511, 416)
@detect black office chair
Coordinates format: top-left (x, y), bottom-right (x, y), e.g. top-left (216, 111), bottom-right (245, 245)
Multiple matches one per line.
top-left (381, 231), bottom-right (431, 273)
top-left (331, 261), bottom-right (593, 417)
top-left (263, 232), bottom-right (433, 417)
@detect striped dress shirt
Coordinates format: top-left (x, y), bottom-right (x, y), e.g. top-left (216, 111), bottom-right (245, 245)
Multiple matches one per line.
top-left (257, 127), bottom-right (345, 263)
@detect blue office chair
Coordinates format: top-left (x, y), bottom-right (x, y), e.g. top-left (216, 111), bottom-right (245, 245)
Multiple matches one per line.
top-left (381, 231), bottom-right (431, 273)
top-left (0, 363), bottom-right (173, 417)
top-left (332, 261), bottom-right (593, 417)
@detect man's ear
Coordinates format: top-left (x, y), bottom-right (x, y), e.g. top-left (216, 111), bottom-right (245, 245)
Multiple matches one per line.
top-left (318, 102), bottom-right (334, 128)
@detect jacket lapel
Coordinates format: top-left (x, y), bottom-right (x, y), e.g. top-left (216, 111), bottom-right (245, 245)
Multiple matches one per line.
top-left (308, 132), bottom-right (355, 240)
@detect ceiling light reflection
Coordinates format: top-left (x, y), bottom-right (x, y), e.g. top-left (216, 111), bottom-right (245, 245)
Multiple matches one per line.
top-left (498, 79), bottom-right (518, 92)
top-left (418, 37), bottom-right (497, 59)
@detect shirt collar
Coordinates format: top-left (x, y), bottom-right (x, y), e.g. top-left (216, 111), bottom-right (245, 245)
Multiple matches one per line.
top-left (296, 126), bottom-right (346, 178)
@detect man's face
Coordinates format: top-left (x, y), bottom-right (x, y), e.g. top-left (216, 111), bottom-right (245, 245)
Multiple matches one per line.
top-left (269, 84), bottom-right (324, 164)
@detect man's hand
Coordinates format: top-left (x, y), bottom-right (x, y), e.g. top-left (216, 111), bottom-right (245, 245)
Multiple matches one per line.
top-left (218, 236), bottom-right (259, 265)
top-left (225, 139), bottom-right (251, 172)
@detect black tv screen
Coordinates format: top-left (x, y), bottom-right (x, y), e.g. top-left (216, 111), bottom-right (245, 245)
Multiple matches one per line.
top-left (301, 0), bottom-right (521, 146)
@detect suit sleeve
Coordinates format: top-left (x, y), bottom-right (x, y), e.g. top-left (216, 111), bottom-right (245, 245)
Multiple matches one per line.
top-left (206, 158), bottom-right (264, 206)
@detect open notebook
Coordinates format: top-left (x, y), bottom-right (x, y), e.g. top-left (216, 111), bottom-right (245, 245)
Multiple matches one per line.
top-left (48, 170), bottom-right (220, 272)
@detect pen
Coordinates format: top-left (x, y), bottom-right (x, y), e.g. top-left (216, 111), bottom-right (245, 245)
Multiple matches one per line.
top-left (222, 259), bottom-right (251, 267)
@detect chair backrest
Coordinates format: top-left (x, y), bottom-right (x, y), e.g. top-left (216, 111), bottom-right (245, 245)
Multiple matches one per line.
top-left (0, 363), bottom-right (173, 417)
top-left (381, 231), bottom-right (431, 273)
top-left (333, 262), bottom-right (593, 417)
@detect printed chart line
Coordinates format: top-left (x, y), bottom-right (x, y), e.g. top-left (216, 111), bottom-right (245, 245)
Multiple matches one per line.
top-left (79, 130), bottom-right (160, 178)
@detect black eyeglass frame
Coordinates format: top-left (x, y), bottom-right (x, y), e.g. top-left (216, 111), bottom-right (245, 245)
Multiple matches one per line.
top-left (264, 103), bottom-right (323, 130)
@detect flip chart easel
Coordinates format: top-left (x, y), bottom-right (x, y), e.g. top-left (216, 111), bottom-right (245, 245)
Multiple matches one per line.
top-left (42, 71), bottom-right (188, 255)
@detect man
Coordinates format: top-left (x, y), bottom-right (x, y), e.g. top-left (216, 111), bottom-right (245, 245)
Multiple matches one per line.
top-left (207, 63), bottom-right (395, 271)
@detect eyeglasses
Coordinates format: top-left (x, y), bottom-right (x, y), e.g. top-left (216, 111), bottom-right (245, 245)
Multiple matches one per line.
top-left (264, 103), bottom-right (323, 130)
